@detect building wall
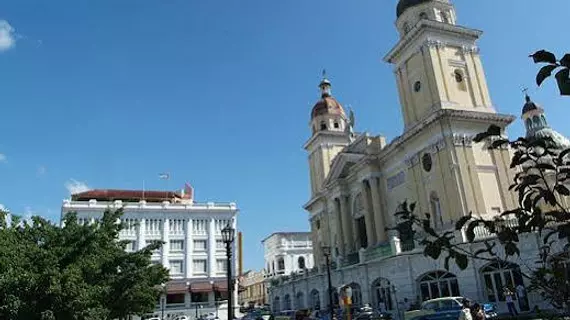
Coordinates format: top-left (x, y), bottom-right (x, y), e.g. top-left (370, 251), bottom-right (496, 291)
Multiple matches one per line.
top-left (239, 271), bottom-right (268, 308)
top-left (263, 232), bottom-right (314, 278)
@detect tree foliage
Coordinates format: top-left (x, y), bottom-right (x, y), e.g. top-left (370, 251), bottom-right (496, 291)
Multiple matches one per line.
top-left (531, 50), bottom-right (570, 96)
top-left (390, 108), bottom-right (570, 309)
top-left (0, 209), bottom-right (169, 320)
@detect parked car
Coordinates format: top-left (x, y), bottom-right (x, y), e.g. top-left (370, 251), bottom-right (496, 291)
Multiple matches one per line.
top-left (404, 297), bottom-right (497, 320)
top-left (173, 316), bottom-right (190, 320)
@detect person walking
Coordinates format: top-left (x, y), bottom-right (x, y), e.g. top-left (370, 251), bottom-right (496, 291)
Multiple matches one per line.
top-left (458, 300), bottom-right (472, 320)
top-left (504, 287), bottom-right (518, 317)
top-left (470, 303), bottom-right (485, 320)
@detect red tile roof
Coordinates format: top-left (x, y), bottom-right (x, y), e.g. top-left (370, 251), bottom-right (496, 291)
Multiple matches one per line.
top-left (71, 189), bottom-right (182, 203)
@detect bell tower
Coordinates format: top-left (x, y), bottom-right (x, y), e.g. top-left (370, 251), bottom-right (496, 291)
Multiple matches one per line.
top-left (304, 72), bottom-right (352, 196)
top-left (386, 0), bottom-right (495, 129)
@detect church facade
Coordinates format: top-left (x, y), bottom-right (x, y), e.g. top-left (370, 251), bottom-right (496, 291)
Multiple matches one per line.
top-left (268, 0), bottom-right (568, 316)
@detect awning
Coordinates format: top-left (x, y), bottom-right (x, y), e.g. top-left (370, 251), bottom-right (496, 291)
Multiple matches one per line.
top-left (166, 282), bottom-right (189, 294)
top-left (189, 282), bottom-right (214, 293)
top-left (213, 280), bottom-right (228, 292)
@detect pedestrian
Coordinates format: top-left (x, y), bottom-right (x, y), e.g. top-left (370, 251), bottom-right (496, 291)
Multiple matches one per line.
top-left (470, 303), bottom-right (485, 320)
top-left (458, 299), bottom-right (472, 320)
top-left (504, 287), bottom-right (518, 316)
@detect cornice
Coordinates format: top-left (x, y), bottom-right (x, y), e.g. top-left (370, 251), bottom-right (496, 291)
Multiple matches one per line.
top-left (385, 20), bottom-right (483, 64)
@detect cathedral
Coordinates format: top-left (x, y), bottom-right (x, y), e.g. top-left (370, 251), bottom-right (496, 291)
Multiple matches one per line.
top-left (267, 0), bottom-right (569, 316)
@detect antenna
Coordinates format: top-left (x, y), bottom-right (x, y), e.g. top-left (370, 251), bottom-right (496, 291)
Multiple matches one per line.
top-left (322, 69), bottom-right (327, 79)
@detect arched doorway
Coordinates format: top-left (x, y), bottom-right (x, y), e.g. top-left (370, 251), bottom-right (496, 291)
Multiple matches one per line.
top-left (481, 261), bottom-right (523, 303)
top-left (417, 270), bottom-right (460, 301)
top-left (298, 256), bottom-right (306, 270)
top-left (371, 277), bottom-right (394, 311)
top-left (283, 294), bottom-right (291, 310)
top-left (296, 291), bottom-right (305, 309)
top-left (272, 296), bottom-right (280, 312)
top-left (347, 282), bottom-right (363, 307)
top-left (310, 289), bottom-right (320, 310)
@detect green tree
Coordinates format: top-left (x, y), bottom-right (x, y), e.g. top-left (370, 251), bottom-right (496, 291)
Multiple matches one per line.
top-left (0, 208), bottom-right (169, 320)
top-left (390, 50), bottom-right (570, 312)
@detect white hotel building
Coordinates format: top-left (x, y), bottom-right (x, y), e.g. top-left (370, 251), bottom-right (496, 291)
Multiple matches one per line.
top-left (61, 188), bottom-right (239, 319)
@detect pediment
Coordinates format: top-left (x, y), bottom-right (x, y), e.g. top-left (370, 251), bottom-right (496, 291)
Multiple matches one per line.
top-left (324, 153), bottom-right (364, 186)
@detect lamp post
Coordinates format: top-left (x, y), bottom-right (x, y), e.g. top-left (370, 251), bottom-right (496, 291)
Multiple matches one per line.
top-left (322, 246), bottom-right (334, 320)
top-left (211, 280), bottom-right (219, 318)
top-left (222, 224), bottom-right (236, 320)
top-left (161, 283), bottom-right (166, 320)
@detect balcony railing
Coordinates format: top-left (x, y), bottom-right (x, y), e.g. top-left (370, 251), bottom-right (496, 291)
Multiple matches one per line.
top-left (363, 242), bottom-right (393, 262)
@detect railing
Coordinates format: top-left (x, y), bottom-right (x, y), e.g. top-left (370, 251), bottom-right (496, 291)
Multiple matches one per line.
top-left (364, 242), bottom-right (393, 262)
top-left (470, 218), bottom-right (518, 241)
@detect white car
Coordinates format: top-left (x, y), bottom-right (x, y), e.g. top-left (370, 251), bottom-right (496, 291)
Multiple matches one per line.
top-left (174, 317), bottom-right (190, 320)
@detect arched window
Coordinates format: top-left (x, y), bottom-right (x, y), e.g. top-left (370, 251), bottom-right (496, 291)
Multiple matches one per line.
top-left (481, 261), bottom-right (523, 302)
top-left (418, 271), bottom-right (460, 301)
top-left (353, 193), bottom-right (368, 248)
top-left (272, 261), bottom-right (275, 273)
top-left (273, 296), bottom-right (281, 312)
top-left (440, 11), bottom-right (449, 23)
top-left (320, 121), bottom-right (327, 130)
top-left (525, 118), bottom-right (533, 130)
top-left (371, 278), bottom-right (394, 311)
top-left (454, 70), bottom-right (464, 83)
top-left (533, 116), bottom-right (541, 128)
top-left (334, 121), bottom-right (340, 129)
top-left (310, 289), bottom-right (321, 310)
top-left (296, 291), bottom-right (305, 309)
top-left (430, 192), bottom-right (443, 228)
top-left (283, 294), bottom-right (291, 310)
top-left (298, 256), bottom-right (306, 270)
top-left (277, 258), bottom-right (285, 272)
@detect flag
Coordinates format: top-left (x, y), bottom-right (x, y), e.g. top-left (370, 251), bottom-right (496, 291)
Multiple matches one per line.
top-left (158, 173), bottom-right (170, 180)
top-left (183, 183), bottom-right (194, 199)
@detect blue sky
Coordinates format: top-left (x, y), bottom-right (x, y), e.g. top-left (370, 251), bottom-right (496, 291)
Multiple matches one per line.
top-left (0, 0), bottom-right (568, 271)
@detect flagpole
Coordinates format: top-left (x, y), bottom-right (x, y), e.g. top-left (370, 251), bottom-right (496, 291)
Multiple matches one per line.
top-left (142, 180), bottom-right (145, 201)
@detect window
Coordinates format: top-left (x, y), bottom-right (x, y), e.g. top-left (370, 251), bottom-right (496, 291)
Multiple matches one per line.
top-left (283, 294), bottom-right (292, 310)
top-left (418, 271), bottom-right (460, 301)
top-left (277, 258), bottom-right (285, 270)
top-left (333, 122), bottom-right (339, 129)
top-left (430, 192), bottom-right (443, 228)
top-left (414, 81), bottom-right (421, 92)
top-left (170, 240), bottom-right (184, 252)
top-left (151, 260), bottom-right (160, 266)
top-left (298, 256), bottom-right (306, 270)
top-left (372, 278), bottom-right (393, 310)
top-left (125, 240), bottom-right (136, 252)
top-left (454, 70), bottom-right (464, 83)
top-left (193, 219), bottom-right (207, 234)
top-left (193, 260), bottom-right (207, 274)
top-left (194, 240), bottom-right (207, 251)
top-left (169, 219), bottom-right (184, 234)
top-left (216, 239), bottom-right (225, 249)
top-left (192, 292), bottom-right (209, 303)
top-left (217, 259), bottom-right (227, 273)
top-left (320, 122), bottom-right (327, 130)
top-left (169, 260), bottom-right (183, 275)
top-left (167, 293), bottom-right (185, 304)
top-left (419, 12), bottom-right (428, 20)
top-left (315, 220), bottom-right (321, 230)
top-left (310, 290), bottom-right (320, 310)
top-left (440, 11), bottom-right (449, 23)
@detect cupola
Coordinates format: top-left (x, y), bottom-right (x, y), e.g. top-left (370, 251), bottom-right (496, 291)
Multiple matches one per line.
top-left (310, 71), bottom-right (347, 134)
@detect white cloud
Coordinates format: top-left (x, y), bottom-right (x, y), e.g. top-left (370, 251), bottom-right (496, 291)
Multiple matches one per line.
top-left (0, 20), bottom-right (16, 52)
top-left (37, 165), bottom-right (46, 175)
top-left (65, 179), bottom-right (90, 195)
top-left (0, 154), bottom-right (6, 163)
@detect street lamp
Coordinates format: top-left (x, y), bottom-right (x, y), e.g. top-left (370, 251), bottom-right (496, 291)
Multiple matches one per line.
top-left (211, 280), bottom-right (219, 318)
top-left (321, 246), bottom-right (334, 320)
top-left (222, 224), bottom-right (236, 320)
top-left (161, 283), bottom-right (167, 320)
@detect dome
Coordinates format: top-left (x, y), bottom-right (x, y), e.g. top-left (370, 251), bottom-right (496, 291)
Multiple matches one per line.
top-left (522, 94), bottom-right (540, 115)
top-left (397, 0), bottom-right (433, 17)
top-left (311, 96), bottom-right (346, 119)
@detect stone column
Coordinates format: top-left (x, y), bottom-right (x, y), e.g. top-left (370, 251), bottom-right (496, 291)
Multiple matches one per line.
top-left (208, 217), bottom-right (216, 277)
top-left (334, 198), bottom-right (346, 256)
top-left (369, 177), bottom-right (387, 242)
top-left (162, 218), bottom-right (170, 268)
top-left (339, 195), bottom-right (354, 253)
top-left (362, 181), bottom-right (377, 246)
top-left (137, 218), bottom-right (146, 250)
top-left (186, 218), bottom-right (193, 278)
